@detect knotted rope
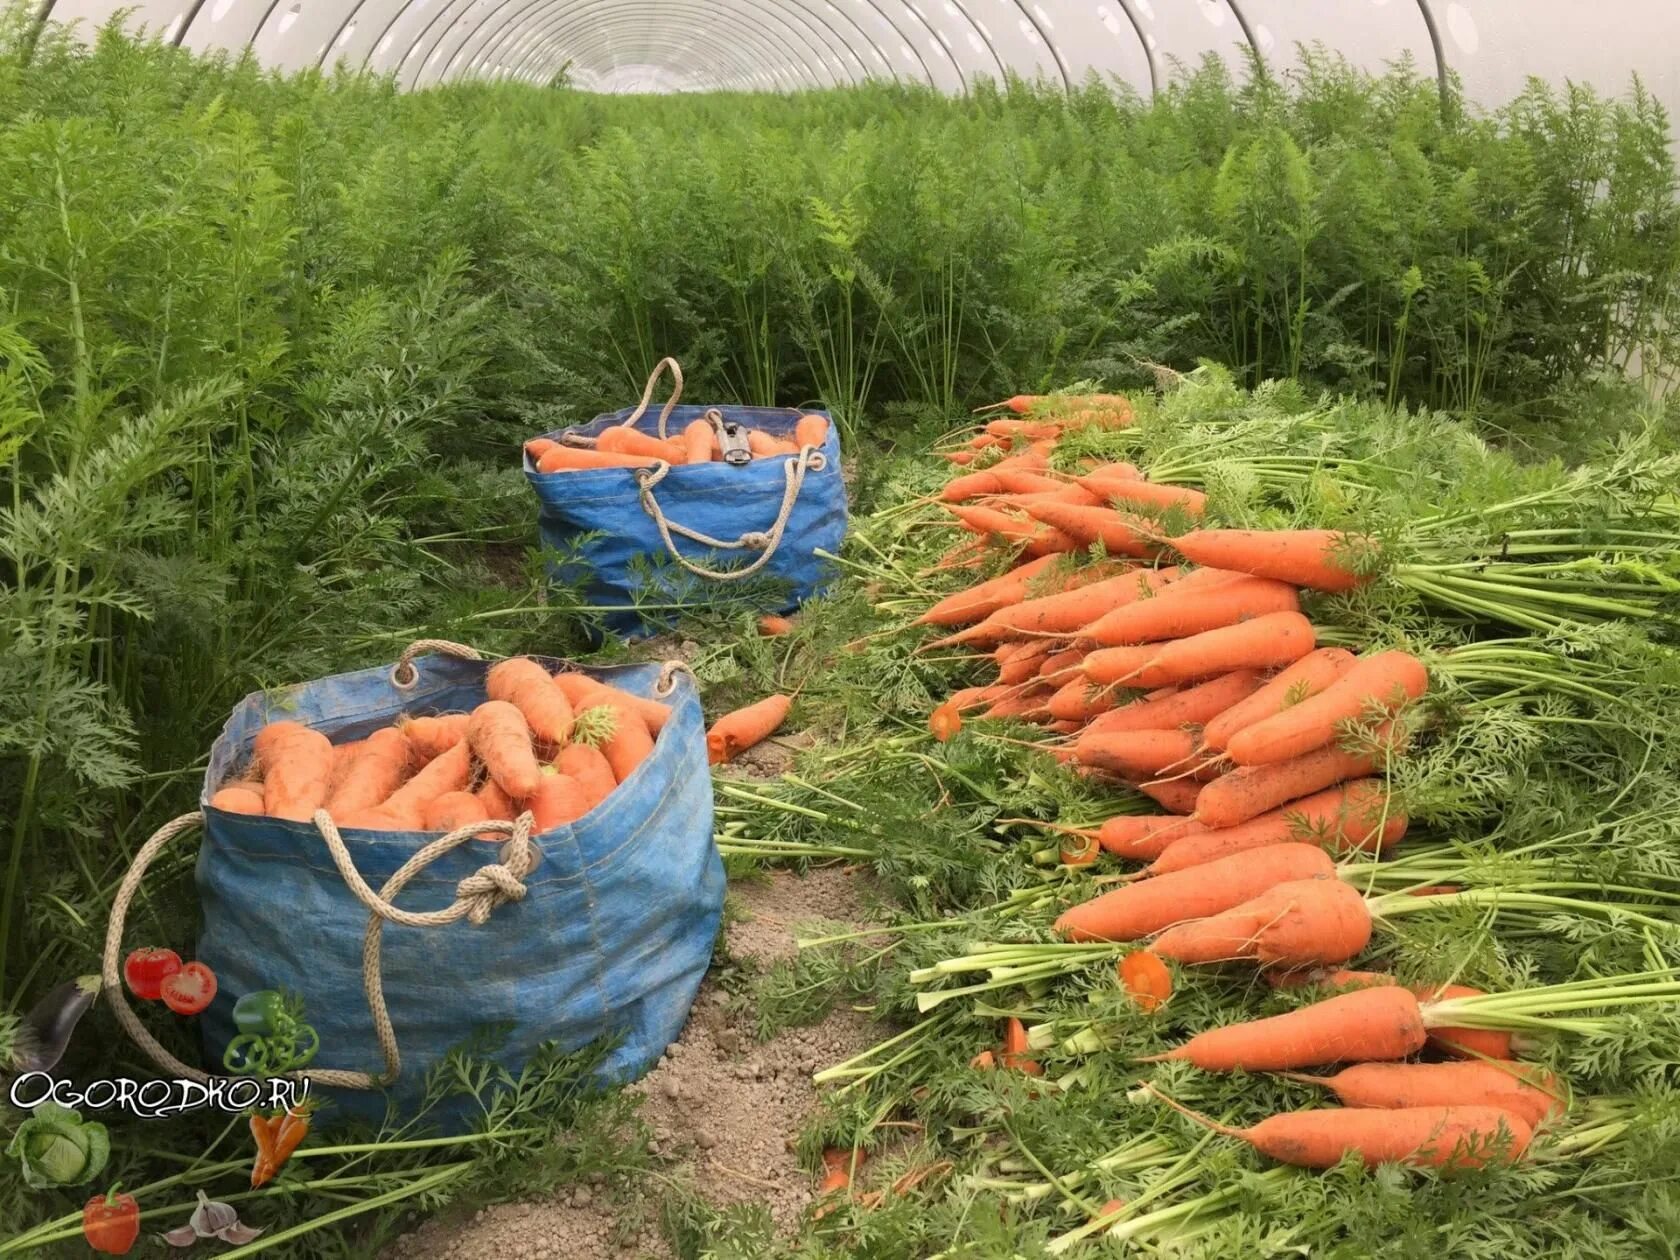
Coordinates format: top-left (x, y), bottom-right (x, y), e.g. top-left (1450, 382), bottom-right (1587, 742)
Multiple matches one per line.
top-left (635, 444), bottom-right (825, 582)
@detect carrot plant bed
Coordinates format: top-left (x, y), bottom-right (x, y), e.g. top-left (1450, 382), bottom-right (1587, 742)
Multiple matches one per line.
top-left (698, 368), bottom-right (1680, 1257)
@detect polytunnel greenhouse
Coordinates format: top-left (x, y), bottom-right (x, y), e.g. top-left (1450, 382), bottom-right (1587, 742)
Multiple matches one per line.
top-left (6, 1), bottom-right (1680, 1256)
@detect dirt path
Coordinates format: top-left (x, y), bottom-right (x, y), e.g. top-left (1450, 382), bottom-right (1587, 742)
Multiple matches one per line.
top-left (389, 867), bottom-right (880, 1259)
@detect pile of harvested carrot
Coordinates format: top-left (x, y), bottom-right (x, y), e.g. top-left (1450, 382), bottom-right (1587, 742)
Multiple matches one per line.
top-left (883, 386), bottom-right (1680, 1182)
top-left (526, 413), bottom-right (829, 473)
top-left (207, 659), bottom-right (670, 833)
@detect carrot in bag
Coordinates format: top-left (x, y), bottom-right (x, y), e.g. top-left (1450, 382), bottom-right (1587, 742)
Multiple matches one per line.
top-left (467, 701), bottom-right (544, 799)
top-left (487, 656), bottom-right (575, 746)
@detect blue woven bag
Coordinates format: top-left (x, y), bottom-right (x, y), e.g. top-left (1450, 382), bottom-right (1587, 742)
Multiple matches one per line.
top-left (101, 642), bottom-right (722, 1132)
top-left (526, 358), bottom-right (848, 638)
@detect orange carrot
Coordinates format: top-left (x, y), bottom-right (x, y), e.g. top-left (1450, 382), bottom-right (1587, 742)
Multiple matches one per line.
top-left (940, 470), bottom-right (1009, 503)
top-left (1054, 843), bottom-right (1336, 942)
top-left (996, 640), bottom-right (1056, 685)
top-left (487, 657), bottom-right (575, 746)
top-left (1226, 650), bottom-right (1429, 767)
top-left (758, 614), bottom-right (795, 636)
top-left (1147, 780), bottom-right (1405, 874)
top-left (1078, 472), bottom-right (1206, 518)
top-left (1193, 737), bottom-right (1390, 829)
top-left (422, 790), bottom-right (489, 833)
top-left (1084, 577), bottom-right (1301, 647)
top-left (475, 777), bottom-right (518, 821)
top-left (959, 568), bottom-right (1175, 643)
top-left (326, 739), bottom-right (365, 795)
top-left (1416, 984), bottom-right (1514, 1061)
top-left (1081, 643), bottom-right (1159, 686)
top-left (795, 413), bottom-right (830, 449)
top-left (1135, 778), bottom-right (1204, 814)
top-left (379, 740), bottom-right (473, 829)
top-left (1283, 1062), bottom-right (1564, 1129)
top-left (1083, 670), bottom-right (1265, 738)
top-left (929, 701), bottom-right (962, 742)
top-left (1017, 502), bottom-right (1156, 557)
top-left (1154, 1095), bottom-right (1530, 1169)
top-left (536, 445), bottom-right (659, 473)
top-left (399, 713), bottom-right (470, 762)
top-left (1169, 527), bottom-right (1378, 593)
top-left (553, 673), bottom-right (672, 735)
top-left (467, 701), bottom-right (543, 798)
top-left (1075, 729), bottom-right (1198, 780)
top-left (209, 784), bottom-right (265, 815)
top-left (1145, 984), bottom-right (1427, 1071)
top-left (583, 701), bottom-right (656, 783)
top-left (914, 553), bottom-right (1063, 626)
top-left (597, 426), bottom-right (686, 463)
top-left (682, 418), bottom-right (717, 464)
top-left (1043, 814), bottom-right (1206, 860)
top-left (255, 723), bottom-right (335, 822)
top-left (1046, 678), bottom-right (1115, 723)
top-left (325, 728), bottom-right (413, 819)
top-left (947, 504), bottom-right (1077, 556)
top-left (1148, 875), bottom-right (1372, 968)
top-left (1078, 459), bottom-right (1141, 481)
top-left (747, 429), bottom-right (801, 457)
top-left (1125, 611), bottom-right (1317, 690)
top-left (1000, 1017), bottom-right (1042, 1076)
top-left (557, 743), bottom-right (618, 810)
top-left (1199, 648), bottom-right (1359, 753)
top-left (1120, 951), bottom-right (1172, 1012)
top-left (524, 437), bottom-right (559, 461)
top-left (707, 695), bottom-right (792, 766)
top-left (529, 771), bottom-right (592, 830)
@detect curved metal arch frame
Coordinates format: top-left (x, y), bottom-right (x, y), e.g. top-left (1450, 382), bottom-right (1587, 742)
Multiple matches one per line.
top-left (463, 3), bottom-right (772, 90)
top-left (446, 0), bottom-right (833, 89)
top-left (838, 0), bottom-right (948, 88)
top-left (516, 23), bottom-right (779, 93)
top-left (464, 0), bottom-right (851, 92)
top-left (996, 0), bottom-right (1071, 91)
top-left (1109, 0), bottom-right (1158, 96)
top-left (426, 0), bottom-right (857, 89)
top-left (496, 11), bottom-right (779, 90)
top-left (924, 0), bottom-right (1010, 84)
top-left (446, 0), bottom-right (888, 89)
top-left (507, 6), bottom-right (811, 91)
top-left (503, 12), bottom-right (786, 89)
top-left (174, 0), bottom-right (212, 45)
top-left (493, 4), bottom-right (807, 91)
top-left (1412, 0), bottom-right (1452, 113)
top-left (1222, 0), bottom-right (1263, 74)
top-left (505, 4), bottom-right (817, 92)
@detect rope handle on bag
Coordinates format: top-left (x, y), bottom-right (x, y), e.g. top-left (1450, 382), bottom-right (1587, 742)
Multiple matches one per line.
top-left (623, 357), bottom-right (686, 440)
top-left (633, 444), bottom-right (827, 582)
top-left (102, 640), bottom-right (689, 1088)
top-left (103, 811), bottom-right (537, 1090)
top-left (105, 637), bottom-right (535, 1089)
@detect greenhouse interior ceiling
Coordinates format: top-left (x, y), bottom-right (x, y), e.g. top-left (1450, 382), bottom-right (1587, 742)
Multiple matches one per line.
top-left (29, 0), bottom-right (1680, 107)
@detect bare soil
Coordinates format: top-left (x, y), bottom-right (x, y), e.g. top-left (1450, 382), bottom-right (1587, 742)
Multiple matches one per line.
top-left (389, 867), bottom-right (880, 1259)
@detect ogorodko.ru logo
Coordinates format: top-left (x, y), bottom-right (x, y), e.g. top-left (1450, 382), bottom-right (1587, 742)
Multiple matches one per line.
top-left (9, 1072), bottom-right (310, 1119)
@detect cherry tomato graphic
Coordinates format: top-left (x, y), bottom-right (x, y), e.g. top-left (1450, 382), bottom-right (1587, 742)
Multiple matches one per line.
top-left (122, 948), bottom-right (182, 1002)
top-left (160, 962), bottom-right (217, 1015)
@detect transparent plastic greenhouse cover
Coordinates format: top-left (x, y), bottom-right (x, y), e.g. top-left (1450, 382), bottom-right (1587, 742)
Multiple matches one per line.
top-left (29, 0), bottom-right (1680, 114)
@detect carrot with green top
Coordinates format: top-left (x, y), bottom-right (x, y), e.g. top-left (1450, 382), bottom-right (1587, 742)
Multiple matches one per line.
top-left (1169, 528), bottom-right (1376, 593)
top-left (1054, 843), bottom-right (1336, 942)
top-left (1226, 649), bottom-right (1429, 767)
top-left (487, 657), bottom-right (576, 746)
top-left (1200, 648), bottom-right (1358, 753)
